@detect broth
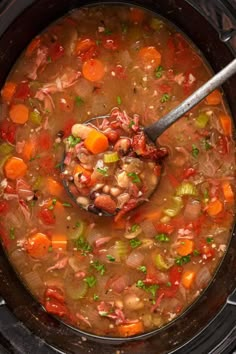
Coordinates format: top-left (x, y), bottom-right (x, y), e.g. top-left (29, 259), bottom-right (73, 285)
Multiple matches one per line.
top-left (0, 5), bottom-right (235, 337)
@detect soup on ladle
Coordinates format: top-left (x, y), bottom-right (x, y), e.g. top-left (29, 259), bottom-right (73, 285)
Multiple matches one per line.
top-left (0, 4), bottom-right (235, 338)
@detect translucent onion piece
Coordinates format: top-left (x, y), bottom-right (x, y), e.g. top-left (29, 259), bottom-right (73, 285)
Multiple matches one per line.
top-left (66, 280), bottom-right (88, 300)
top-left (195, 266), bottom-right (211, 289)
top-left (24, 271), bottom-right (44, 291)
top-left (140, 219), bottom-right (157, 238)
top-left (126, 251), bottom-right (144, 268)
top-left (184, 200), bottom-right (201, 220)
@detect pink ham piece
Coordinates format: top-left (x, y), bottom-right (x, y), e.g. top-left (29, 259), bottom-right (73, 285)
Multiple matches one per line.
top-left (46, 257), bottom-right (68, 272)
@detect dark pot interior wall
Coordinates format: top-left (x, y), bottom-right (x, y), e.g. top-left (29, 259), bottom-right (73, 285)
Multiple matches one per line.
top-left (0, 1), bottom-right (236, 354)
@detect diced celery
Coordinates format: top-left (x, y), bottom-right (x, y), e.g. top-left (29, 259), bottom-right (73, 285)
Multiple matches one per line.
top-left (150, 18), bottom-right (163, 30)
top-left (0, 143), bottom-right (13, 155)
top-left (104, 151), bottom-right (119, 163)
top-left (115, 240), bottom-right (129, 260)
top-left (69, 221), bottom-right (86, 240)
top-left (195, 113), bottom-right (209, 129)
top-left (164, 196), bottom-right (183, 217)
top-left (30, 110), bottom-right (42, 125)
top-left (176, 182), bottom-right (198, 196)
top-left (33, 176), bottom-right (42, 190)
top-left (155, 254), bottom-right (170, 271)
top-left (66, 281), bottom-right (88, 300)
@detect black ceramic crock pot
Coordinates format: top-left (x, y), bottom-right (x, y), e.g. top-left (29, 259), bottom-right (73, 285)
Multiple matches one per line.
top-left (0, 1), bottom-right (236, 353)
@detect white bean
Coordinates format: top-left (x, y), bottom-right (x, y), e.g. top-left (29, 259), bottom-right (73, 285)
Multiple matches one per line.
top-left (76, 196), bottom-right (90, 207)
top-left (117, 171), bottom-right (129, 188)
top-left (124, 293), bottom-right (144, 311)
top-left (71, 124), bottom-right (93, 139)
top-left (110, 187), bottom-right (121, 197)
top-left (103, 185), bottom-right (110, 194)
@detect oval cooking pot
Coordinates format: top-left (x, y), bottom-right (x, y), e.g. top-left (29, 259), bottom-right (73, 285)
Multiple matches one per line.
top-left (0, 1), bottom-right (236, 353)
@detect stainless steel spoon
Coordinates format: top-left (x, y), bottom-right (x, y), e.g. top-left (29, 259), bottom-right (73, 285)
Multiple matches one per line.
top-left (62, 58), bottom-right (236, 216)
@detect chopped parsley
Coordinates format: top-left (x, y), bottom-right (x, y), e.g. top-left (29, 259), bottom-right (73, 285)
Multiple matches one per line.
top-left (160, 93), bottom-right (170, 103)
top-left (84, 276), bottom-right (97, 288)
top-left (202, 138), bottom-right (212, 151)
top-left (138, 265), bottom-right (147, 274)
top-left (67, 135), bottom-right (81, 147)
top-left (106, 254), bottom-right (116, 262)
top-left (55, 162), bottom-right (63, 169)
top-left (129, 120), bottom-right (135, 128)
top-left (75, 96), bottom-right (84, 106)
top-left (166, 281), bottom-right (172, 287)
top-left (130, 224), bottom-right (139, 233)
top-left (175, 255), bottom-right (191, 266)
top-left (48, 198), bottom-right (57, 210)
top-left (155, 233), bottom-right (170, 242)
top-left (104, 28), bottom-right (112, 35)
top-left (136, 280), bottom-right (159, 298)
top-left (9, 227), bottom-right (15, 240)
top-left (62, 202), bottom-right (72, 208)
top-left (75, 236), bottom-right (92, 255)
top-left (121, 23), bottom-right (128, 34)
top-left (206, 237), bottom-right (214, 244)
top-left (47, 56), bottom-right (52, 63)
top-left (48, 246), bottom-right (53, 253)
top-left (192, 144), bottom-right (199, 158)
top-left (203, 189), bottom-right (209, 203)
top-left (75, 221), bottom-right (81, 228)
top-left (93, 294), bottom-right (99, 301)
top-left (95, 39), bottom-right (102, 46)
top-left (193, 249), bottom-right (200, 256)
top-left (29, 154), bottom-right (41, 162)
top-left (127, 172), bottom-right (141, 184)
top-left (155, 65), bottom-right (164, 78)
top-left (97, 167), bottom-right (108, 176)
top-left (117, 95), bottom-right (122, 105)
top-left (130, 238), bottom-right (142, 249)
top-left (91, 261), bottom-right (106, 275)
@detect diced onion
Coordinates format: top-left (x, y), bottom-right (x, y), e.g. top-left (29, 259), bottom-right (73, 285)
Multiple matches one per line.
top-left (109, 274), bottom-right (130, 293)
top-left (66, 280), bottom-right (88, 300)
top-left (126, 251), bottom-right (144, 268)
top-left (140, 219), bottom-right (157, 238)
top-left (184, 200), bottom-right (201, 220)
top-left (195, 266), bottom-right (211, 289)
top-left (24, 271), bottom-right (44, 291)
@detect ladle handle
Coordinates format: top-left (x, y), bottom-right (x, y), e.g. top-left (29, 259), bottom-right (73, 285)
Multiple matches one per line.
top-left (144, 58), bottom-right (236, 142)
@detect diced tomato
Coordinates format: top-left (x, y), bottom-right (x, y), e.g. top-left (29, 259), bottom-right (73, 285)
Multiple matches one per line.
top-left (0, 119), bottom-right (17, 144)
top-left (38, 207), bottom-right (56, 225)
top-left (37, 131), bottom-right (53, 151)
top-left (45, 287), bottom-right (65, 303)
top-left (45, 298), bottom-right (68, 317)
top-left (167, 174), bottom-right (180, 188)
top-left (48, 42), bottom-right (65, 61)
top-left (154, 222), bottom-right (175, 235)
top-left (4, 183), bottom-right (17, 195)
top-left (0, 201), bottom-right (9, 214)
top-left (218, 135), bottom-right (229, 155)
top-left (191, 214), bottom-right (206, 236)
top-left (63, 117), bottom-right (76, 137)
top-left (200, 240), bottom-right (215, 259)
top-left (158, 84), bottom-right (172, 94)
top-left (58, 94), bottom-right (74, 113)
top-left (75, 38), bottom-right (99, 61)
top-left (160, 266), bottom-right (183, 297)
top-left (14, 82), bottom-right (30, 100)
top-left (38, 155), bottom-right (55, 174)
top-left (182, 167), bottom-right (196, 179)
top-left (113, 65), bottom-right (126, 79)
top-left (162, 37), bottom-right (175, 68)
top-left (102, 36), bottom-right (120, 51)
top-left (145, 266), bottom-right (160, 284)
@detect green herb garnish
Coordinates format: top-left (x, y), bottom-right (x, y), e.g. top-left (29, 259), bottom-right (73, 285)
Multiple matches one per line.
top-left (121, 23), bottom-right (128, 34)
top-left (9, 227), bottom-right (15, 240)
top-left (175, 255), bottom-right (191, 266)
top-left (104, 28), bottom-right (112, 35)
top-left (97, 167), bottom-right (108, 176)
top-left (106, 254), bottom-right (116, 262)
top-left (206, 237), bottom-right (214, 244)
top-left (166, 281), bottom-right (172, 287)
top-left (155, 233), bottom-right (170, 242)
top-left (75, 96), bottom-right (84, 106)
top-left (67, 135), bottom-right (81, 147)
top-left (75, 236), bottom-right (92, 255)
top-left (117, 96), bottom-right (122, 105)
top-left (62, 202), bottom-right (72, 208)
top-left (91, 261), bottom-right (106, 275)
top-left (93, 294), bottom-right (99, 301)
top-left (136, 280), bottom-right (159, 298)
top-left (84, 276), bottom-right (97, 288)
top-left (202, 138), bottom-right (212, 151)
top-left (192, 144), bottom-right (199, 158)
top-left (160, 93), bottom-right (170, 103)
top-left (155, 65), bottom-right (164, 78)
top-left (138, 265), bottom-right (147, 274)
top-left (29, 154), bottom-right (41, 162)
top-left (127, 172), bottom-right (141, 184)
top-left (130, 238), bottom-right (142, 249)
top-left (193, 249), bottom-right (200, 256)
top-left (131, 224), bottom-right (139, 232)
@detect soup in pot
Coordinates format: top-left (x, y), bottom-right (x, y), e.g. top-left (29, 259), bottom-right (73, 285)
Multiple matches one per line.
top-left (0, 5), bottom-right (235, 337)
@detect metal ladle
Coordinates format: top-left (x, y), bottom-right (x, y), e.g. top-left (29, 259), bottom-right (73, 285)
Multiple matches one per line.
top-left (62, 58), bottom-right (236, 216)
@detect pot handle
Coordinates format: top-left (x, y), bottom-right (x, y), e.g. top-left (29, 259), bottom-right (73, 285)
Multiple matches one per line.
top-left (0, 0), bottom-right (15, 17)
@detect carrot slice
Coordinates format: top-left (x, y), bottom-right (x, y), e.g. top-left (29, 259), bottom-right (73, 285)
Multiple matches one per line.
top-left (177, 239), bottom-right (194, 256)
top-left (222, 181), bottom-right (234, 203)
top-left (4, 157), bottom-right (27, 180)
top-left (206, 199), bottom-right (223, 217)
top-left (9, 103), bottom-right (29, 124)
top-left (182, 270), bottom-right (196, 289)
top-left (46, 178), bottom-right (64, 197)
top-left (22, 140), bottom-right (35, 161)
top-left (205, 89), bottom-right (221, 105)
top-left (25, 36), bottom-right (41, 57)
top-left (1, 82), bottom-right (17, 103)
top-left (75, 38), bottom-right (96, 56)
top-left (84, 130), bottom-right (109, 154)
top-left (51, 234), bottom-right (68, 251)
top-left (44, 199), bottom-right (64, 213)
top-left (130, 7), bottom-right (145, 23)
top-left (118, 321), bottom-right (144, 337)
top-left (74, 164), bottom-right (92, 177)
top-left (138, 46), bottom-right (161, 69)
top-left (82, 59), bottom-right (105, 82)
top-left (219, 114), bottom-right (232, 136)
top-left (25, 232), bottom-right (51, 258)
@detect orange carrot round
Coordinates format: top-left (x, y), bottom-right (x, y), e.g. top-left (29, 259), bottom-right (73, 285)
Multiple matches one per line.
top-left (82, 58), bottom-right (105, 82)
top-left (205, 89), bottom-right (221, 105)
top-left (1, 82), bottom-right (16, 103)
top-left (206, 199), bottom-right (223, 217)
top-left (138, 46), bottom-right (161, 69)
top-left (222, 181), bottom-right (234, 203)
top-left (118, 321), bottom-right (144, 337)
top-left (51, 234), bottom-right (68, 251)
top-left (4, 157), bottom-right (28, 180)
top-left (219, 114), bottom-right (232, 136)
top-left (25, 232), bottom-right (51, 258)
top-left (46, 178), bottom-right (64, 197)
top-left (9, 103), bottom-right (29, 124)
top-left (84, 130), bottom-right (109, 154)
top-left (182, 270), bottom-right (196, 289)
top-left (22, 140), bottom-right (35, 161)
top-left (177, 239), bottom-right (194, 256)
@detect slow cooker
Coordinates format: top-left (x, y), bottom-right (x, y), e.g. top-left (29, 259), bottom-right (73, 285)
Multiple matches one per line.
top-left (0, 0), bottom-right (236, 353)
